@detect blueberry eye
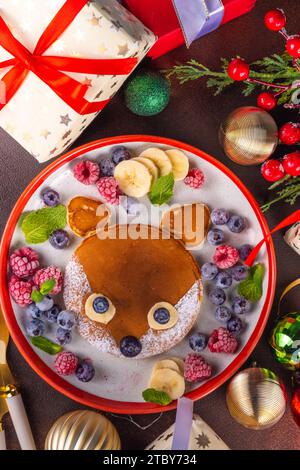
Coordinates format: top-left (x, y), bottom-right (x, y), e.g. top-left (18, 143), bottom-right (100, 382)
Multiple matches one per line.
top-left (147, 302), bottom-right (178, 330)
top-left (93, 296), bottom-right (109, 314)
top-left (153, 308), bottom-right (170, 325)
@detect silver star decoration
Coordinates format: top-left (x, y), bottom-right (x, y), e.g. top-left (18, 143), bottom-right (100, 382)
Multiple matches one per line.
top-left (40, 129), bottom-right (51, 139)
top-left (118, 43), bottom-right (129, 56)
top-left (88, 14), bottom-right (101, 26)
top-left (195, 433), bottom-right (211, 449)
top-left (82, 77), bottom-right (93, 87)
top-left (60, 114), bottom-right (72, 126)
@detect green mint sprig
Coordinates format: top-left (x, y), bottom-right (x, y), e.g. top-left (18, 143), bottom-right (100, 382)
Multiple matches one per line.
top-left (142, 388), bottom-right (172, 406)
top-left (238, 263), bottom-right (265, 302)
top-left (149, 173), bottom-right (174, 205)
top-left (31, 279), bottom-right (56, 303)
top-left (30, 336), bottom-right (62, 355)
top-left (21, 205), bottom-right (67, 244)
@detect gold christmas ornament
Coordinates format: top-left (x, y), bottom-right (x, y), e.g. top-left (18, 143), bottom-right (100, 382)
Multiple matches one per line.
top-left (226, 367), bottom-right (287, 430)
top-left (219, 106), bottom-right (278, 165)
top-left (45, 410), bottom-right (121, 450)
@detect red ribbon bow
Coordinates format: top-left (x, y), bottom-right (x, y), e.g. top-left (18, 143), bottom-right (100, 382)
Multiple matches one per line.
top-left (0, 0), bottom-right (138, 115)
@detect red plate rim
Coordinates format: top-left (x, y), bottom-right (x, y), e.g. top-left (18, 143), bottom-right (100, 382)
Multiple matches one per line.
top-left (0, 135), bottom-right (276, 414)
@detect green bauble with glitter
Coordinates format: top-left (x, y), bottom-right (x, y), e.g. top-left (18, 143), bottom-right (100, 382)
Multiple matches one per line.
top-left (270, 312), bottom-right (300, 370)
top-left (124, 70), bottom-right (170, 116)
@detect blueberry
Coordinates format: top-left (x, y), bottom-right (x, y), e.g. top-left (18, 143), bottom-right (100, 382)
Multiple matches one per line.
top-left (201, 262), bottom-right (219, 280)
top-left (100, 158), bottom-right (115, 177)
top-left (232, 296), bottom-right (251, 315)
top-left (93, 297), bottom-right (109, 314)
top-left (227, 315), bottom-right (243, 335)
top-left (56, 327), bottom-right (72, 346)
top-left (227, 215), bottom-right (246, 233)
top-left (26, 319), bottom-right (45, 337)
top-left (36, 295), bottom-right (54, 312)
top-left (120, 336), bottom-right (142, 357)
top-left (122, 197), bottom-right (142, 217)
top-left (207, 228), bottom-right (224, 246)
top-left (111, 146), bottom-right (131, 165)
top-left (231, 264), bottom-right (249, 281)
top-left (215, 271), bottom-right (232, 289)
top-left (211, 208), bottom-right (230, 225)
top-left (189, 332), bottom-right (207, 352)
top-left (215, 306), bottom-right (232, 323)
top-left (42, 189), bottom-right (60, 207)
top-left (57, 310), bottom-right (76, 330)
top-left (239, 244), bottom-right (252, 261)
top-left (209, 288), bottom-right (226, 305)
top-left (26, 303), bottom-right (42, 320)
top-left (49, 229), bottom-right (70, 249)
top-left (75, 361), bottom-right (95, 382)
top-left (45, 304), bottom-right (61, 323)
top-left (153, 308), bottom-right (170, 325)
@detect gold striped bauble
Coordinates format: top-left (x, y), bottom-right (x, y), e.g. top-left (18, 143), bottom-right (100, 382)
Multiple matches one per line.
top-left (45, 410), bottom-right (121, 450)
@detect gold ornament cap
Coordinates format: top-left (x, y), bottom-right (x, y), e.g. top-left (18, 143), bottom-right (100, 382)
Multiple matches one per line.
top-left (45, 410), bottom-right (121, 450)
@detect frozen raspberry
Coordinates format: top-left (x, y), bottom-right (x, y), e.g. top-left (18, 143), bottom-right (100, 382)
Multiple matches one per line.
top-left (184, 353), bottom-right (212, 382)
top-left (208, 327), bottom-right (238, 354)
top-left (73, 160), bottom-right (100, 185)
top-left (9, 247), bottom-right (39, 278)
top-left (213, 245), bottom-right (239, 269)
top-left (184, 169), bottom-right (205, 189)
top-left (96, 177), bottom-right (122, 205)
top-left (54, 352), bottom-right (78, 376)
top-left (34, 266), bottom-right (63, 295)
top-left (9, 275), bottom-right (34, 307)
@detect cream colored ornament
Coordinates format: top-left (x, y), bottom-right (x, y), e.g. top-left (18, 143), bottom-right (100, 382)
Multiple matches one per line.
top-left (45, 410), bottom-right (121, 450)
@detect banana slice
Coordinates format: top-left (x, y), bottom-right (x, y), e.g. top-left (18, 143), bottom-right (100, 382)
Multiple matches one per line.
top-left (169, 357), bottom-right (185, 375)
top-left (85, 293), bottom-right (116, 325)
top-left (147, 302), bottom-right (178, 330)
top-left (134, 157), bottom-right (159, 183)
top-left (153, 359), bottom-right (181, 374)
top-left (114, 160), bottom-right (152, 198)
top-left (139, 147), bottom-right (173, 176)
top-left (165, 149), bottom-right (189, 181)
top-left (150, 368), bottom-right (185, 400)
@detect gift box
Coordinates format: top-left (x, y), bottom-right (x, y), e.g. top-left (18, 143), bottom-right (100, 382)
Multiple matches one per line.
top-left (124, 0), bottom-right (257, 59)
top-left (0, 0), bottom-right (156, 163)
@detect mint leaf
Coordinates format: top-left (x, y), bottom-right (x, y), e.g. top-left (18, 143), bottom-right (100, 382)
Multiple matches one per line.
top-left (21, 205), bottom-right (67, 244)
top-left (142, 388), bottom-right (172, 406)
top-left (40, 279), bottom-right (56, 295)
top-left (149, 173), bottom-right (174, 205)
top-left (30, 336), bottom-right (63, 355)
top-left (238, 263), bottom-right (265, 302)
top-left (31, 290), bottom-right (43, 303)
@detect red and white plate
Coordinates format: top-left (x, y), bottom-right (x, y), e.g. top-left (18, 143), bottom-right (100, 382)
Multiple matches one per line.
top-left (0, 136), bottom-right (276, 414)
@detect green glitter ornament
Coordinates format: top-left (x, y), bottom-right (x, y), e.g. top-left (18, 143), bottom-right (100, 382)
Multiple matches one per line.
top-left (270, 312), bottom-right (300, 370)
top-left (124, 70), bottom-right (170, 116)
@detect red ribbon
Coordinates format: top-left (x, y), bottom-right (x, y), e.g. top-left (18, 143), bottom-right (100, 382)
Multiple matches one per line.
top-left (0, 0), bottom-right (138, 115)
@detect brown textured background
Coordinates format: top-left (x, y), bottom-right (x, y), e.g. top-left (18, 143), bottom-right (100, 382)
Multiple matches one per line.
top-left (1, 0), bottom-right (300, 450)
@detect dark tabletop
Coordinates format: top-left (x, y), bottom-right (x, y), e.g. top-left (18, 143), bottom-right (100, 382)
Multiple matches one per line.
top-left (1, 0), bottom-right (300, 451)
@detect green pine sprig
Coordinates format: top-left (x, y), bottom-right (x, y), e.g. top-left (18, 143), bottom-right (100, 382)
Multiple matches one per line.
top-left (261, 176), bottom-right (300, 212)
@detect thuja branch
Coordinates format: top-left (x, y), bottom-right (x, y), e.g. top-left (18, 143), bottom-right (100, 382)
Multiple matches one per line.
top-left (261, 176), bottom-right (300, 212)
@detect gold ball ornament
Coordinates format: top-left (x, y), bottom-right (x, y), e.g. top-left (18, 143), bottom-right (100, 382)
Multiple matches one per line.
top-left (45, 410), bottom-right (121, 450)
top-left (219, 106), bottom-right (278, 165)
top-left (226, 367), bottom-right (287, 430)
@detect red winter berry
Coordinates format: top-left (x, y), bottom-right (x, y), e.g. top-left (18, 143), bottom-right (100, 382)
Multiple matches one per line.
top-left (257, 92), bottom-right (277, 110)
top-left (184, 353), bottom-right (212, 383)
top-left (184, 168), bottom-right (205, 189)
top-left (73, 160), bottom-right (100, 185)
top-left (213, 245), bottom-right (239, 269)
top-left (283, 151), bottom-right (300, 177)
top-left (9, 275), bottom-right (34, 307)
top-left (261, 159), bottom-right (285, 182)
top-left (96, 177), bottom-right (122, 205)
top-left (264, 9), bottom-right (286, 31)
top-left (286, 35), bottom-right (300, 59)
top-left (208, 327), bottom-right (238, 354)
top-left (34, 266), bottom-right (63, 295)
top-left (54, 352), bottom-right (78, 376)
top-left (9, 247), bottom-right (39, 278)
top-left (279, 122), bottom-right (300, 145)
top-left (227, 58), bottom-right (250, 81)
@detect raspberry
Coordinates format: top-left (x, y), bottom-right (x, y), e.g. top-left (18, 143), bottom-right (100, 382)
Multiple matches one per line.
top-left (96, 177), bottom-right (122, 205)
top-left (73, 160), bottom-right (100, 185)
top-left (34, 266), bottom-right (63, 295)
top-left (213, 245), bottom-right (239, 269)
top-left (9, 275), bottom-right (34, 307)
top-left (184, 169), bottom-right (205, 189)
top-left (208, 327), bottom-right (238, 354)
top-left (54, 352), bottom-right (78, 376)
top-left (184, 353), bottom-right (212, 382)
top-left (9, 247), bottom-right (39, 278)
